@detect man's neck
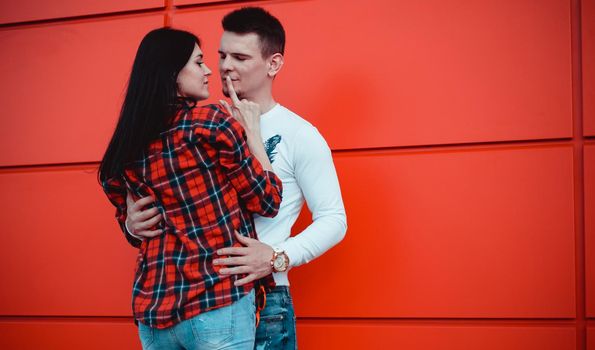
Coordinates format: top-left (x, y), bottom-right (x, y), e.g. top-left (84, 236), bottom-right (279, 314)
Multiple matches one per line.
top-left (259, 97), bottom-right (277, 114)
top-left (244, 90), bottom-right (277, 114)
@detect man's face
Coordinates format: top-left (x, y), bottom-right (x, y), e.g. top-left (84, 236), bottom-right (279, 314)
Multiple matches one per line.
top-left (218, 31), bottom-right (270, 100)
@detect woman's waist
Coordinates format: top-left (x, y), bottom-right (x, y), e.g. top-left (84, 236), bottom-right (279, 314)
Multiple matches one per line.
top-left (132, 276), bottom-right (255, 329)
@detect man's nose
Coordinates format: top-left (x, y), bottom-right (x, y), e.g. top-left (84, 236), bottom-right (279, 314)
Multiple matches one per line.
top-left (219, 56), bottom-right (232, 71)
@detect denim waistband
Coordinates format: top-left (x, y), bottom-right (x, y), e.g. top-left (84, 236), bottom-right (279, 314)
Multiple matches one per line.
top-left (269, 285), bottom-right (290, 294)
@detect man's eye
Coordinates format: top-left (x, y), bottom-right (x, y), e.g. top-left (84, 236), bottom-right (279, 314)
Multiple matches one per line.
top-left (197, 61), bottom-right (204, 66)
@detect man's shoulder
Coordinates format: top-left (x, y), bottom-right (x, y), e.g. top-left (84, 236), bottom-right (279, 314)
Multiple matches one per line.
top-left (269, 105), bottom-right (320, 141)
top-left (269, 105), bottom-right (329, 158)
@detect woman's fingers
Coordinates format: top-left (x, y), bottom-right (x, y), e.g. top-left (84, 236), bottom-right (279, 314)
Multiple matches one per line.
top-left (221, 78), bottom-right (261, 133)
top-left (219, 99), bottom-right (234, 117)
top-left (226, 76), bottom-right (241, 106)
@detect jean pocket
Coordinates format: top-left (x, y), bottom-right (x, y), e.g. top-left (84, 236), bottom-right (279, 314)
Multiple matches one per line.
top-left (255, 313), bottom-right (289, 349)
top-left (191, 305), bottom-right (233, 347)
top-left (138, 323), bottom-right (154, 350)
top-left (258, 313), bottom-right (286, 335)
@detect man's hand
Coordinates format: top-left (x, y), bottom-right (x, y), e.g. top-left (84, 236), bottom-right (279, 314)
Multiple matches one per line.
top-left (125, 191), bottom-right (163, 239)
top-left (213, 231), bottom-right (274, 286)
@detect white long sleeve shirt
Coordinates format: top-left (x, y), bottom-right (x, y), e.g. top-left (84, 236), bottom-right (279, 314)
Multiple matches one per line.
top-left (255, 104), bottom-right (347, 286)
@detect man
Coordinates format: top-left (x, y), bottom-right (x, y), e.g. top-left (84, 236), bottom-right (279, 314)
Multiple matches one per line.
top-left (125, 7), bottom-right (347, 349)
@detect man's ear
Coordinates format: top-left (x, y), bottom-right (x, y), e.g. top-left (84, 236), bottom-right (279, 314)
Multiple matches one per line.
top-left (267, 53), bottom-right (284, 78)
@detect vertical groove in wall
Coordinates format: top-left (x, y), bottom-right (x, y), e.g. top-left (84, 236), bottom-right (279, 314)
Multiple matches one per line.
top-left (571, 0), bottom-right (586, 349)
top-left (165, 0), bottom-right (174, 27)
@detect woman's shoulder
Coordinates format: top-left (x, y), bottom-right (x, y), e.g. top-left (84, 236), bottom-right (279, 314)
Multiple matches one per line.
top-left (189, 104), bottom-right (231, 124)
top-left (183, 103), bottom-right (242, 142)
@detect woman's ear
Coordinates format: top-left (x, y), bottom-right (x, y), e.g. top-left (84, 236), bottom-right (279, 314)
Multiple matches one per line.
top-left (267, 53), bottom-right (284, 78)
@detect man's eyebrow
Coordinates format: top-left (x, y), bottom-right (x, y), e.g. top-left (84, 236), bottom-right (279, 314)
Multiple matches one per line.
top-left (194, 54), bottom-right (204, 59)
top-left (217, 50), bottom-right (251, 58)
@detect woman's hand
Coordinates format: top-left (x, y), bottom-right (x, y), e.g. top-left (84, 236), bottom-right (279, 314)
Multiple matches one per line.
top-left (220, 76), bottom-right (262, 138)
top-left (219, 76), bottom-right (273, 171)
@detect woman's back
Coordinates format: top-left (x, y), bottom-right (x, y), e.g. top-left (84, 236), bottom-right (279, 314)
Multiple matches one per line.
top-left (102, 102), bottom-right (282, 328)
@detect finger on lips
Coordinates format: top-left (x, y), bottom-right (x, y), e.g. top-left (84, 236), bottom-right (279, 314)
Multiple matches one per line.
top-left (226, 76), bottom-right (241, 105)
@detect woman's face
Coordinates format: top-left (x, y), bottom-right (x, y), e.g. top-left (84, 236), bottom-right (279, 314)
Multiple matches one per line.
top-left (177, 43), bottom-right (212, 101)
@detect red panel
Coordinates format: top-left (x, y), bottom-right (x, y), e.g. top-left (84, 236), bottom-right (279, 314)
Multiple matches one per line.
top-left (588, 326), bottom-right (595, 350)
top-left (584, 0), bottom-right (595, 136)
top-left (174, 0), bottom-right (572, 150)
top-left (0, 320), bottom-right (140, 350)
top-left (0, 14), bottom-right (162, 166)
top-left (290, 145), bottom-right (575, 317)
top-left (174, 0), bottom-right (220, 6)
top-left (297, 321), bottom-right (575, 350)
top-left (0, 167), bottom-right (137, 316)
top-left (0, 320), bottom-right (577, 350)
top-left (586, 144), bottom-right (595, 317)
top-left (0, 0), bottom-right (163, 24)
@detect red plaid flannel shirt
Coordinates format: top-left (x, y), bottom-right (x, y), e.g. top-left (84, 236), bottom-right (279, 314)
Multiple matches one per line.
top-left (102, 103), bottom-right (282, 328)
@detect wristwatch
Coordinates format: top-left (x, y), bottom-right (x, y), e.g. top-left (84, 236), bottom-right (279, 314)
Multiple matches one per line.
top-left (271, 247), bottom-right (290, 272)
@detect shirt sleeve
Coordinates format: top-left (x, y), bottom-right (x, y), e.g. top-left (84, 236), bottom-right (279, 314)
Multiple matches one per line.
top-left (277, 125), bottom-right (347, 267)
top-left (102, 175), bottom-right (143, 248)
top-left (216, 112), bottom-right (283, 218)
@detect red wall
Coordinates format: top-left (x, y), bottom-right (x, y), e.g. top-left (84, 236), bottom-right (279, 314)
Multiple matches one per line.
top-left (0, 0), bottom-right (593, 349)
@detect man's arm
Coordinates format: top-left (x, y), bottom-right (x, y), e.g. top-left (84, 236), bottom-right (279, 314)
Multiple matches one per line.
top-left (275, 125), bottom-right (347, 267)
top-left (215, 124), bottom-right (347, 284)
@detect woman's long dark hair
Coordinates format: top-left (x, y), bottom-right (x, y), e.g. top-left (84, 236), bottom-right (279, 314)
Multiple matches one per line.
top-left (99, 28), bottom-right (200, 183)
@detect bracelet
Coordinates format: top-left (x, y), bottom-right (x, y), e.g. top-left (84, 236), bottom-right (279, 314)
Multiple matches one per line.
top-left (125, 220), bottom-right (144, 240)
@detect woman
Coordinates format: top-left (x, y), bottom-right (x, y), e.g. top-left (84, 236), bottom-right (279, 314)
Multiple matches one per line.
top-left (99, 28), bottom-right (282, 349)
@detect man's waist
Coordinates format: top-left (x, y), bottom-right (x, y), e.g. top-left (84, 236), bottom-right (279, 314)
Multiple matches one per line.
top-left (272, 270), bottom-right (290, 287)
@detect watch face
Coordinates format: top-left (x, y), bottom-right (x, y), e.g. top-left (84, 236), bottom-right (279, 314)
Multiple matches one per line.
top-left (274, 256), bottom-right (285, 270)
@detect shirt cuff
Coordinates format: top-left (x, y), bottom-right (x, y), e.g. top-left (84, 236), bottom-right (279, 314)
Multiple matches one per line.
top-left (264, 169), bottom-right (281, 187)
top-left (276, 239), bottom-right (301, 268)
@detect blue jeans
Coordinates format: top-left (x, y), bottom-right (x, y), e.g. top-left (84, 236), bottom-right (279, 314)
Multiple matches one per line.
top-left (254, 286), bottom-right (297, 350)
top-left (138, 290), bottom-right (256, 350)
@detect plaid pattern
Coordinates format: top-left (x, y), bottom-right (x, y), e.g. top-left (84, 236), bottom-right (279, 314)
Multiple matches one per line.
top-left (102, 103), bottom-right (282, 329)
